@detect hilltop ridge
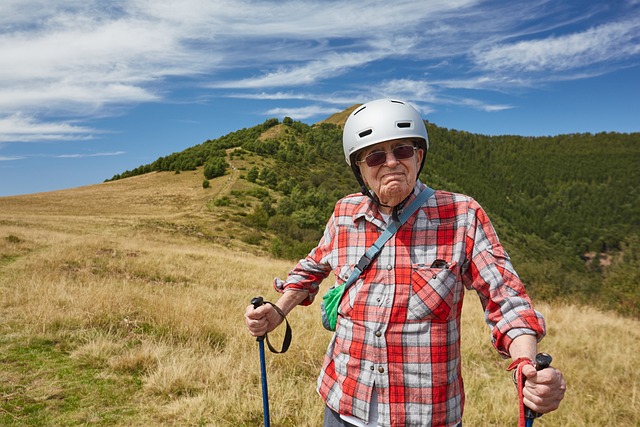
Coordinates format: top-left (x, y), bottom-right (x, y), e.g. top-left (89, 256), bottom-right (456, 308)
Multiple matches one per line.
top-left (317, 104), bottom-right (360, 126)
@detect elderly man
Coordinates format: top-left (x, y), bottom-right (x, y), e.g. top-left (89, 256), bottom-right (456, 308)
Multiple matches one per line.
top-left (245, 99), bottom-right (566, 427)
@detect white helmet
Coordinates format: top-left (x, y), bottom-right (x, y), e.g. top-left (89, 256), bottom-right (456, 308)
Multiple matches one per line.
top-left (343, 99), bottom-right (429, 199)
top-left (343, 99), bottom-right (429, 167)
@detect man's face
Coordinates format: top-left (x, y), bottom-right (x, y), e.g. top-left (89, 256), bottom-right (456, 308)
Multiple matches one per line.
top-left (357, 138), bottom-right (424, 211)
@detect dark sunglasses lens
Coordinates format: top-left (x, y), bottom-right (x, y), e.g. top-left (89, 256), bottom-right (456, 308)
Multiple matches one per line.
top-left (364, 145), bottom-right (415, 167)
top-left (393, 145), bottom-right (415, 159)
top-left (365, 152), bottom-right (387, 167)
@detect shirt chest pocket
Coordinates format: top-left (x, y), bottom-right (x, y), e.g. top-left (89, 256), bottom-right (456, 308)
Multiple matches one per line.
top-left (407, 261), bottom-right (459, 322)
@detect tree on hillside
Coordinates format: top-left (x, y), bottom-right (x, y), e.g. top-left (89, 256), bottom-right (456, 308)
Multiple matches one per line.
top-left (246, 167), bottom-right (259, 183)
top-left (203, 158), bottom-right (228, 179)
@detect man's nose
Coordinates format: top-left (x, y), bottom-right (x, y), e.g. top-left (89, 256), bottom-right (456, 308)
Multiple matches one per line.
top-left (383, 151), bottom-right (400, 166)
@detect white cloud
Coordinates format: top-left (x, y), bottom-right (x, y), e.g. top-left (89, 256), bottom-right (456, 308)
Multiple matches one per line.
top-left (210, 51), bottom-right (385, 89)
top-left (456, 98), bottom-right (513, 112)
top-left (54, 151), bottom-right (126, 158)
top-left (265, 105), bottom-right (342, 120)
top-left (138, 0), bottom-right (478, 39)
top-left (0, 113), bottom-right (98, 143)
top-left (0, 0), bottom-right (638, 144)
top-left (0, 17), bottom-right (194, 111)
top-left (0, 84), bottom-right (158, 116)
top-left (226, 91), bottom-right (357, 105)
top-left (473, 17), bottom-right (640, 73)
top-left (368, 78), bottom-right (513, 113)
top-left (0, 0), bottom-right (486, 114)
top-left (374, 79), bottom-right (438, 102)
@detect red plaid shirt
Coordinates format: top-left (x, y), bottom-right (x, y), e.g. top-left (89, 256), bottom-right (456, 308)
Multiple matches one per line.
top-left (275, 182), bottom-right (546, 427)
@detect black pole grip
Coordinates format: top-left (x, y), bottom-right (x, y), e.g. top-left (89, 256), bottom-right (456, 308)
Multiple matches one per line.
top-left (251, 296), bottom-right (266, 342)
top-left (251, 296), bottom-right (264, 309)
top-left (525, 353), bottom-right (553, 419)
top-left (535, 353), bottom-right (552, 370)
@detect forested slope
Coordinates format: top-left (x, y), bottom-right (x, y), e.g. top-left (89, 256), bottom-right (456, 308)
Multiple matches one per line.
top-left (109, 113), bottom-right (640, 316)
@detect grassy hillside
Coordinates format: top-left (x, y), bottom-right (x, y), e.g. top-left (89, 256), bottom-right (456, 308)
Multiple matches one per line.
top-left (107, 114), bottom-right (640, 317)
top-left (1, 173), bottom-right (639, 426)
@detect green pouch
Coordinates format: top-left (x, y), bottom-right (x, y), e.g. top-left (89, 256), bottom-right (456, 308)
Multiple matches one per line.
top-left (320, 283), bottom-right (345, 331)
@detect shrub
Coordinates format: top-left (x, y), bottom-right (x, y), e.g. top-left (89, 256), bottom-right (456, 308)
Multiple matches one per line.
top-left (203, 158), bottom-right (228, 179)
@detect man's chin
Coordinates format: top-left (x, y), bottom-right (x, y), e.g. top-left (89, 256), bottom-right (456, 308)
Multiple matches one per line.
top-left (378, 185), bottom-right (412, 206)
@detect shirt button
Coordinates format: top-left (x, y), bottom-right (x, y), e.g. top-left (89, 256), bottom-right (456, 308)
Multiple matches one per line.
top-left (375, 331), bottom-right (382, 337)
top-left (378, 367), bottom-right (385, 373)
top-left (386, 264), bottom-right (393, 270)
top-left (370, 366), bottom-right (375, 371)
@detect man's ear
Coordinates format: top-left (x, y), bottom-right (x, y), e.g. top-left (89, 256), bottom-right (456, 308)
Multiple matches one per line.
top-left (416, 147), bottom-right (425, 165)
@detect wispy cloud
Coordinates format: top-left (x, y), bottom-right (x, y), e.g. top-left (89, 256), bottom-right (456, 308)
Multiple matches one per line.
top-left (210, 51), bottom-right (386, 89)
top-left (53, 151), bottom-right (126, 159)
top-left (0, 156), bottom-right (25, 161)
top-left (373, 79), bottom-right (439, 103)
top-left (0, 0), bottom-right (638, 145)
top-left (226, 92), bottom-right (357, 106)
top-left (0, 151), bottom-right (125, 162)
top-left (0, 113), bottom-right (98, 143)
top-left (472, 16), bottom-right (640, 74)
top-left (264, 105), bottom-right (342, 120)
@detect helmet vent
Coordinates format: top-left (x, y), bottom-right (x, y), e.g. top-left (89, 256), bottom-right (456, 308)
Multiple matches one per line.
top-left (353, 105), bottom-right (367, 116)
top-left (397, 121), bottom-right (412, 128)
top-left (358, 129), bottom-right (373, 138)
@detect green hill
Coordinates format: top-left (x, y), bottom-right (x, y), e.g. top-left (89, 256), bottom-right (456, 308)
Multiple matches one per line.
top-left (108, 111), bottom-right (640, 317)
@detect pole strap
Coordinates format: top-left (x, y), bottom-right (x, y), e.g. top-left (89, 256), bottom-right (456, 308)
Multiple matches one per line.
top-left (507, 357), bottom-right (534, 427)
top-left (262, 301), bottom-right (292, 354)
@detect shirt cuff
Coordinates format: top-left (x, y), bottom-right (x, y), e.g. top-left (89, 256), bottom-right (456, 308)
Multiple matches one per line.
top-left (273, 277), bottom-right (316, 306)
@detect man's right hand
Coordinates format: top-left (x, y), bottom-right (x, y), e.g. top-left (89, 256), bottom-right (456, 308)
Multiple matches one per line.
top-left (244, 303), bottom-right (283, 337)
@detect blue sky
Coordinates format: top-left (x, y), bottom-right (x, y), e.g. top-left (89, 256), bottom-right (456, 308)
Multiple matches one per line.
top-left (1, 0), bottom-right (639, 196)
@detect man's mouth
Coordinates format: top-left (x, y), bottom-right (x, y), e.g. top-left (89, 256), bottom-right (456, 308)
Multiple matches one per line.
top-left (381, 172), bottom-right (405, 181)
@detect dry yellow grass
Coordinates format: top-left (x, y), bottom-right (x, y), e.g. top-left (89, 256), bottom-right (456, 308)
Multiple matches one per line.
top-left (1, 170), bottom-right (638, 426)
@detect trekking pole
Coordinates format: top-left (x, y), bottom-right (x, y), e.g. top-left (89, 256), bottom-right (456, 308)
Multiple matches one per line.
top-left (524, 353), bottom-right (553, 427)
top-left (251, 296), bottom-right (271, 427)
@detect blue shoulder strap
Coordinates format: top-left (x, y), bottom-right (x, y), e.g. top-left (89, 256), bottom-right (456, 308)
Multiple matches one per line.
top-left (344, 186), bottom-right (435, 292)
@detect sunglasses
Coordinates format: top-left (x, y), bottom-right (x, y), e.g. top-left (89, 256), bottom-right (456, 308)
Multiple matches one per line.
top-left (356, 144), bottom-right (417, 167)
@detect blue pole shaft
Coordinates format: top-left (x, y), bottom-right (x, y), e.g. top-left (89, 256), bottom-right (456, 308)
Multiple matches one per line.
top-left (258, 337), bottom-right (270, 427)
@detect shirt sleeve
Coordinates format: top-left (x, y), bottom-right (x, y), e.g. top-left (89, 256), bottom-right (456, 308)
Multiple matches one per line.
top-left (462, 199), bottom-right (546, 357)
top-left (273, 209), bottom-right (336, 306)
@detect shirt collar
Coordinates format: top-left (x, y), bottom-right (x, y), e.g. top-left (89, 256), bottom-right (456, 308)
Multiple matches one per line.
top-left (352, 180), bottom-right (425, 226)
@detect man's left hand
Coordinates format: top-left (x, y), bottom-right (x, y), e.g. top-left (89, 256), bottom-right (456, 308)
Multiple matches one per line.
top-left (521, 364), bottom-right (567, 413)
